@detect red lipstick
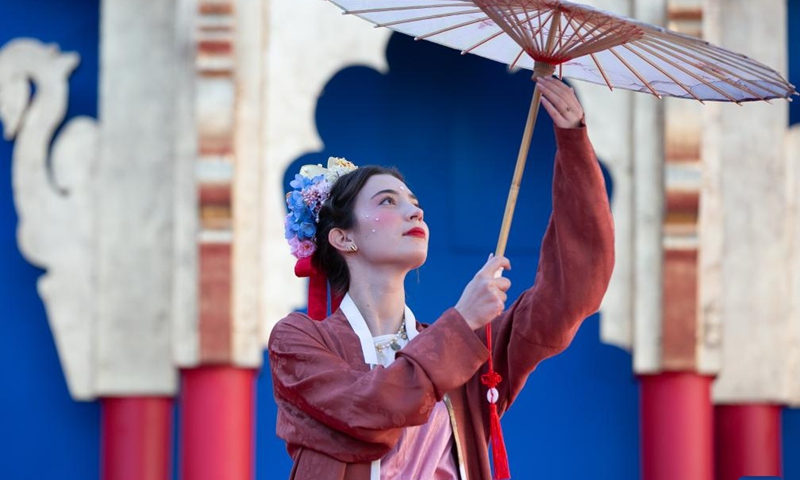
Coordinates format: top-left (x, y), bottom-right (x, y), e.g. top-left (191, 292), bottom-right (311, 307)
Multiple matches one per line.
top-left (404, 227), bottom-right (426, 239)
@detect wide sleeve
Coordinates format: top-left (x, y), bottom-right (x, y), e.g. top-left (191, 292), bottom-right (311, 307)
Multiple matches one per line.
top-left (269, 308), bottom-right (489, 460)
top-left (481, 125), bottom-right (615, 414)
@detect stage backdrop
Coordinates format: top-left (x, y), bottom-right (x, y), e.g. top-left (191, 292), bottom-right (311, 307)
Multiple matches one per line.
top-left (0, 1), bottom-right (798, 479)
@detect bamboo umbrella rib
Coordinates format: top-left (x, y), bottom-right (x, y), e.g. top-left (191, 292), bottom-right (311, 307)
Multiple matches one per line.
top-left (504, 6), bottom-right (534, 41)
top-left (651, 31), bottom-right (786, 85)
top-left (607, 47), bottom-right (662, 97)
top-left (372, 8), bottom-right (484, 28)
top-left (342, 3), bottom-right (471, 15)
top-left (561, 16), bottom-right (607, 57)
top-left (561, 15), bottom-right (625, 57)
top-left (637, 38), bottom-right (750, 95)
top-left (620, 43), bottom-right (706, 101)
top-left (508, 47), bottom-right (526, 69)
top-left (518, 8), bottom-right (556, 53)
top-left (642, 35), bottom-right (768, 82)
top-left (414, 16), bottom-right (495, 40)
top-left (519, 7), bottom-right (544, 53)
top-left (531, 9), bottom-right (556, 46)
top-left (588, 52), bottom-right (615, 90)
top-left (675, 40), bottom-right (780, 84)
top-left (630, 40), bottom-right (756, 101)
top-left (690, 44), bottom-right (792, 90)
top-left (641, 37), bottom-right (784, 99)
top-left (484, 7), bottom-right (530, 52)
top-left (488, 4), bottom-right (538, 53)
top-left (461, 28), bottom-right (508, 54)
top-left (495, 5), bottom-right (538, 53)
top-left (564, 16), bottom-right (616, 90)
top-left (559, 13), bottom-right (594, 54)
top-left (567, 24), bottom-right (638, 58)
top-left (565, 18), bottom-right (640, 62)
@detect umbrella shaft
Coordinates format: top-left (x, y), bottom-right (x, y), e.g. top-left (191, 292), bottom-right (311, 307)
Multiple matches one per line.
top-left (495, 86), bottom-right (543, 258)
top-left (494, 12), bottom-right (560, 259)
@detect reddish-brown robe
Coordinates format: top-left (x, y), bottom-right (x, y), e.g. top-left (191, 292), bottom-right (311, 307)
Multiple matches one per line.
top-left (269, 126), bottom-right (615, 480)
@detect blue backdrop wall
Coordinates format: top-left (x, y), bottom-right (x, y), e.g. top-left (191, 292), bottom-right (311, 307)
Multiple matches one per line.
top-left (0, 1), bottom-right (798, 479)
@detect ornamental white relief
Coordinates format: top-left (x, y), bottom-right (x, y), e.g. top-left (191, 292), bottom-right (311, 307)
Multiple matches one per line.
top-left (0, 38), bottom-right (98, 400)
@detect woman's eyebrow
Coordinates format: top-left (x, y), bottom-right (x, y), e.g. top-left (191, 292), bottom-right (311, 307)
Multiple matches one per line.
top-left (370, 189), bottom-right (419, 202)
top-left (370, 189), bottom-right (399, 199)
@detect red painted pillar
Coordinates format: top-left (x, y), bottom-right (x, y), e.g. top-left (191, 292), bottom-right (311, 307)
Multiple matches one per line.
top-left (101, 397), bottom-right (173, 480)
top-left (715, 404), bottom-right (782, 480)
top-left (640, 372), bottom-right (714, 480)
top-left (180, 366), bottom-right (256, 480)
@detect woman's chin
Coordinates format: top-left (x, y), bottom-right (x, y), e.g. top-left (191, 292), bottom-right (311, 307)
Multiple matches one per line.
top-left (407, 251), bottom-right (427, 270)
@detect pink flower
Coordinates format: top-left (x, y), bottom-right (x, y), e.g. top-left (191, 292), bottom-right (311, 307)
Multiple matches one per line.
top-left (289, 236), bottom-right (316, 258)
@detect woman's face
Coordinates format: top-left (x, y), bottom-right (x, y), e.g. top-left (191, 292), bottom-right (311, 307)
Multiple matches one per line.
top-left (348, 174), bottom-right (428, 270)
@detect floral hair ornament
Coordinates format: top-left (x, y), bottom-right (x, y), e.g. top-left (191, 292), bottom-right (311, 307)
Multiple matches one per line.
top-left (285, 156), bottom-right (358, 320)
top-left (284, 156), bottom-right (358, 259)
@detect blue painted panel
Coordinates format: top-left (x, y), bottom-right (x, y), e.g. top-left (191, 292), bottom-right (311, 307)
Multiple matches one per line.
top-left (0, 1), bottom-right (101, 479)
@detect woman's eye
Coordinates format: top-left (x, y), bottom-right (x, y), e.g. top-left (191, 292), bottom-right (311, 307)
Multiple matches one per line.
top-left (380, 197), bottom-right (396, 205)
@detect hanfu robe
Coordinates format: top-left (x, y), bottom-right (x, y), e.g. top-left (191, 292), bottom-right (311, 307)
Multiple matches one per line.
top-left (269, 126), bottom-right (615, 480)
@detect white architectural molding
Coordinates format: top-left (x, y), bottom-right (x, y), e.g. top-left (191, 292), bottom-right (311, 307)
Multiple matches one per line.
top-left (95, 0), bottom-right (182, 395)
top-left (233, 0), bottom-right (267, 366)
top-left (787, 124), bottom-right (800, 406)
top-left (705, 0), bottom-right (794, 403)
top-left (172, 0), bottom-right (201, 368)
top-left (0, 39), bottom-right (99, 400)
top-left (575, 0), bottom-right (666, 375)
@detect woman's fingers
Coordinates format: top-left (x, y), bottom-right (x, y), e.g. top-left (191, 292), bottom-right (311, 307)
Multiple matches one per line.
top-left (479, 254), bottom-right (511, 278)
top-left (456, 255), bottom-right (514, 330)
top-left (537, 76), bottom-right (584, 128)
top-left (495, 276), bottom-right (511, 292)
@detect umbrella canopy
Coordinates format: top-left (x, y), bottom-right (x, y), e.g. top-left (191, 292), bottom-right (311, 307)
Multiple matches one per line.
top-left (330, 0), bottom-right (796, 102)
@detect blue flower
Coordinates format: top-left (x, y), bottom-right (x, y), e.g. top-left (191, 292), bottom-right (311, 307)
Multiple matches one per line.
top-left (299, 222), bottom-right (315, 239)
top-left (287, 191), bottom-right (305, 211)
top-left (290, 174), bottom-right (313, 190)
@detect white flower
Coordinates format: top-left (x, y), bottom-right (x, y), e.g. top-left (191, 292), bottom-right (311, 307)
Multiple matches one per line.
top-left (325, 156), bottom-right (358, 182)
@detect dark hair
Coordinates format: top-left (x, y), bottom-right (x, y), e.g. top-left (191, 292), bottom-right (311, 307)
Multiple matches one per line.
top-left (313, 165), bottom-right (405, 295)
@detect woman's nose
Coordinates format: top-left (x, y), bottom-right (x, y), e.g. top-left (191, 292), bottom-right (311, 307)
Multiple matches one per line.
top-left (408, 204), bottom-right (424, 222)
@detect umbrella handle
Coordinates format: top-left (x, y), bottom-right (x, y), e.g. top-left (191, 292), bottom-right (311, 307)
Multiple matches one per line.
top-left (494, 87), bottom-right (543, 259)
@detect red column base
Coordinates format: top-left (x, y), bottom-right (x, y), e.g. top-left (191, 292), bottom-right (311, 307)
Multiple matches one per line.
top-left (715, 404), bottom-right (782, 480)
top-left (101, 397), bottom-right (173, 480)
top-left (180, 366), bottom-right (256, 480)
top-left (640, 372), bottom-right (714, 480)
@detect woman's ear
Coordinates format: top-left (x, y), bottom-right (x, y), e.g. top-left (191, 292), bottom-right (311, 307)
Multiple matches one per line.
top-left (328, 227), bottom-right (352, 253)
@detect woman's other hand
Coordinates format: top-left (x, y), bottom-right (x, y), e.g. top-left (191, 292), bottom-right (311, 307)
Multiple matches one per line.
top-left (537, 76), bottom-right (585, 129)
top-left (455, 254), bottom-right (512, 330)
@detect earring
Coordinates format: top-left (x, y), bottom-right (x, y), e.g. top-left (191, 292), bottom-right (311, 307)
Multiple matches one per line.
top-left (348, 244), bottom-right (358, 252)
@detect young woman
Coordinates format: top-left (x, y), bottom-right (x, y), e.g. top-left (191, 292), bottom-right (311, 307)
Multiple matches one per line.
top-left (269, 77), bottom-right (615, 480)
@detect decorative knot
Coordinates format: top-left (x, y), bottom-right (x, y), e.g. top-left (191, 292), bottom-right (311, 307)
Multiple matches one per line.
top-left (481, 371), bottom-right (502, 389)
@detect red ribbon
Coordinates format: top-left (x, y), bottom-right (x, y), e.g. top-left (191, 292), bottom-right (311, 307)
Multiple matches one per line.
top-left (294, 257), bottom-right (342, 321)
top-left (480, 323), bottom-right (511, 480)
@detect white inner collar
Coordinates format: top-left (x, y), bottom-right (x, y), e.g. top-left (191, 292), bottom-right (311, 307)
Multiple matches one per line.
top-left (339, 293), bottom-right (419, 366)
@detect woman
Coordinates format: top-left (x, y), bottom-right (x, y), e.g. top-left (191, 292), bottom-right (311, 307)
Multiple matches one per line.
top-left (269, 77), bottom-right (615, 480)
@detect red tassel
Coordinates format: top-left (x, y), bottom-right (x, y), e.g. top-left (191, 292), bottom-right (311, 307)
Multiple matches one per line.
top-left (487, 403), bottom-right (511, 479)
top-left (294, 257), bottom-right (328, 321)
top-left (481, 324), bottom-right (511, 479)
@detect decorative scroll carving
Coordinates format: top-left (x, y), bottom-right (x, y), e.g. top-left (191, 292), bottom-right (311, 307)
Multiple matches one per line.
top-left (0, 38), bottom-right (98, 400)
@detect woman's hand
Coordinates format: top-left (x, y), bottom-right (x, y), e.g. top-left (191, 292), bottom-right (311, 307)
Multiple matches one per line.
top-left (455, 254), bottom-right (512, 331)
top-left (537, 76), bottom-right (585, 129)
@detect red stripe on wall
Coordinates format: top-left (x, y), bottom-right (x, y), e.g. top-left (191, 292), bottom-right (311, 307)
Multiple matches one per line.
top-left (199, 242), bottom-right (232, 363)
